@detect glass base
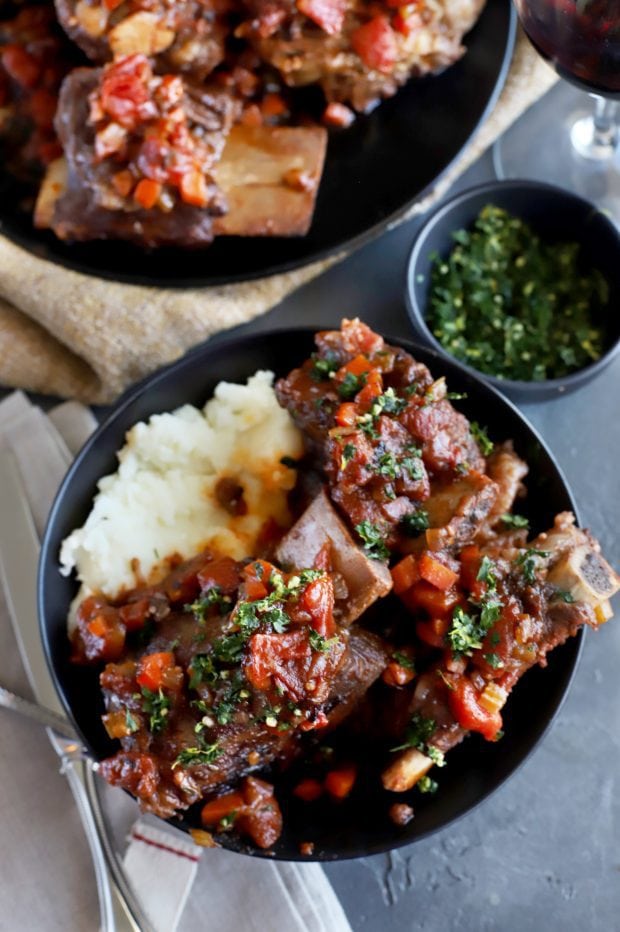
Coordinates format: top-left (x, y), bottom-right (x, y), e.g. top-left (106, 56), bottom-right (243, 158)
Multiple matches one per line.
top-left (493, 83), bottom-right (620, 222)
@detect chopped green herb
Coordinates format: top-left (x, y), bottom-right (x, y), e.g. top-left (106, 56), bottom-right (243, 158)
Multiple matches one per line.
top-left (185, 587), bottom-right (232, 619)
top-left (500, 513), bottom-right (529, 529)
top-left (392, 651), bottom-right (415, 670)
top-left (140, 687), bottom-right (171, 734)
top-left (188, 653), bottom-right (218, 689)
top-left (417, 775), bottom-right (438, 794)
top-left (470, 421), bottom-right (494, 456)
top-left (308, 630), bottom-right (340, 653)
top-left (448, 606), bottom-right (483, 656)
top-left (310, 352), bottom-right (339, 382)
top-left (554, 589), bottom-right (575, 603)
top-left (340, 442), bottom-right (356, 470)
top-left (484, 652), bottom-right (504, 669)
top-left (375, 451), bottom-right (400, 479)
top-left (480, 597), bottom-right (502, 629)
top-left (516, 548), bottom-right (549, 584)
top-left (172, 741), bottom-right (222, 769)
top-left (476, 555), bottom-right (497, 587)
top-left (426, 746), bottom-right (446, 768)
top-left (371, 387), bottom-right (407, 417)
top-left (338, 371), bottom-right (367, 399)
top-left (212, 632), bottom-right (246, 664)
top-left (391, 712), bottom-right (436, 753)
top-left (124, 709), bottom-right (139, 734)
top-left (426, 205), bottom-right (607, 382)
top-left (354, 520), bottom-right (390, 561)
top-left (400, 509), bottom-right (430, 536)
top-left (446, 391), bottom-right (468, 401)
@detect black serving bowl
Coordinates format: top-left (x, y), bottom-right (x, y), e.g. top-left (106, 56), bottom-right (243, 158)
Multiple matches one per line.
top-left (405, 180), bottom-right (620, 402)
top-left (38, 328), bottom-right (583, 861)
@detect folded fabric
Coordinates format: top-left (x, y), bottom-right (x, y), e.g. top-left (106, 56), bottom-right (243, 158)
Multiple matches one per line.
top-left (0, 36), bottom-right (556, 405)
top-left (0, 390), bottom-right (352, 932)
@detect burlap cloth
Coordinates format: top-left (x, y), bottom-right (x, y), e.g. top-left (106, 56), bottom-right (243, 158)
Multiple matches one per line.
top-left (0, 32), bottom-right (556, 404)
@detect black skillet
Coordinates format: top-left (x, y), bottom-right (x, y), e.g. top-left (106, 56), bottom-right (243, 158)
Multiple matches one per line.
top-left (1, 0), bottom-right (516, 286)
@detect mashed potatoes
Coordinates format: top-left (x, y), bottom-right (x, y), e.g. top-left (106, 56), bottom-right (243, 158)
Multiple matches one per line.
top-left (60, 371), bottom-right (303, 601)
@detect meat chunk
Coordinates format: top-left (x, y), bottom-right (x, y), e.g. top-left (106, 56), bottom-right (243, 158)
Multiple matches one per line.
top-left (39, 58), bottom-right (236, 246)
top-left (213, 124), bottom-right (327, 237)
top-left (54, 0), bottom-right (229, 80)
top-left (407, 472), bottom-right (499, 554)
top-left (276, 487), bottom-right (393, 625)
top-left (485, 442), bottom-right (529, 523)
top-left (239, 0), bottom-right (486, 113)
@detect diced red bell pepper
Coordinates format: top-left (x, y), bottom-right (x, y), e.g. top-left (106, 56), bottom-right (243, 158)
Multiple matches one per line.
top-left (351, 16), bottom-right (398, 74)
top-left (448, 677), bottom-right (503, 741)
top-left (136, 651), bottom-right (175, 692)
top-left (418, 553), bottom-right (459, 591)
top-left (297, 0), bottom-right (347, 34)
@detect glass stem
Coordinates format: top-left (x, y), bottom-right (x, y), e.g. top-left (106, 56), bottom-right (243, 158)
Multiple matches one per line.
top-left (571, 96), bottom-right (619, 161)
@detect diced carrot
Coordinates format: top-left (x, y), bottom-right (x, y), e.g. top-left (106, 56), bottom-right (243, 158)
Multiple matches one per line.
top-left (240, 104), bottom-right (263, 127)
top-left (459, 544), bottom-right (481, 589)
top-left (293, 778), bottom-right (323, 802)
top-left (136, 651), bottom-right (175, 692)
top-left (87, 616), bottom-right (109, 639)
top-left (86, 615), bottom-right (125, 660)
top-left (401, 581), bottom-right (460, 618)
top-left (103, 0), bottom-right (125, 9)
top-left (418, 553), bottom-right (459, 591)
top-left (382, 661), bottom-right (415, 687)
top-left (340, 354), bottom-right (373, 378)
top-left (355, 369), bottom-right (383, 409)
top-left (111, 169), bottom-right (134, 198)
top-left (335, 402), bottom-right (358, 427)
top-left (391, 554), bottom-right (419, 595)
top-left (325, 764), bottom-right (357, 799)
top-left (260, 92), bottom-right (287, 118)
top-left (201, 791), bottom-right (245, 826)
top-left (179, 170), bottom-right (209, 208)
top-left (134, 178), bottom-right (162, 209)
top-left (415, 616), bottom-right (450, 649)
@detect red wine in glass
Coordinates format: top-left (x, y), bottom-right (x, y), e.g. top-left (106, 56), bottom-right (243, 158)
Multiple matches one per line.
top-left (516, 0), bottom-right (620, 100)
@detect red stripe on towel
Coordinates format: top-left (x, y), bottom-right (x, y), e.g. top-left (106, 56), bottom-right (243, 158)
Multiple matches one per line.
top-left (131, 830), bottom-right (201, 863)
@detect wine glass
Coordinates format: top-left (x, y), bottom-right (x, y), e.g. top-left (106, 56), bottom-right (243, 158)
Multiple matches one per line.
top-left (494, 0), bottom-right (620, 218)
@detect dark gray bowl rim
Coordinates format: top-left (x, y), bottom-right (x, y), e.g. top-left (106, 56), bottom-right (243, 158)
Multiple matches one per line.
top-left (37, 325), bottom-right (584, 861)
top-left (405, 178), bottom-right (620, 393)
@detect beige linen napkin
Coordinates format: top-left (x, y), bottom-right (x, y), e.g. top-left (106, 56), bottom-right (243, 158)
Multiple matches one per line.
top-left (0, 390), bottom-right (352, 932)
top-left (0, 34), bottom-right (556, 405)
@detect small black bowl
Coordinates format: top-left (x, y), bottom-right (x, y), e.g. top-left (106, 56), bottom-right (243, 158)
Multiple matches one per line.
top-left (405, 180), bottom-right (620, 402)
top-left (38, 328), bottom-right (583, 860)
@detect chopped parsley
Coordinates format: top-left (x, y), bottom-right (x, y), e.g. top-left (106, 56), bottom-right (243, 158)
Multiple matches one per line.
top-left (400, 509), bottom-right (430, 536)
top-left (310, 352), bottom-right (339, 382)
top-left (372, 388), bottom-right (407, 417)
top-left (124, 709), bottom-right (139, 734)
top-left (484, 652), bottom-right (504, 669)
top-left (139, 687), bottom-right (171, 734)
top-left (470, 421), bottom-right (494, 456)
top-left (553, 589), bottom-right (575, 603)
top-left (426, 205), bottom-right (607, 382)
top-left (340, 442), bottom-right (357, 470)
top-left (172, 740), bottom-right (222, 770)
top-left (516, 548), bottom-right (549, 584)
top-left (354, 520), bottom-right (390, 561)
top-left (392, 651), bottom-right (415, 671)
top-left (448, 606), bottom-right (484, 656)
top-left (391, 713), bottom-right (445, 767)
top-left (185, 587), bottom-right (232, 619)
top-left (500, 513), bottom-right (529, 529)
top-left (476, 555), bottom-right (497, 587)
top-left (338, 371), bottom-right (367, 399)
top-left (308, 630), bottom-right (340, 653)
top-left (418, 775), bottom-right (438, 794)
top-left (212, 632), bottom-right (246, 665)
top-left (188, 653), bottom-right (218, 689)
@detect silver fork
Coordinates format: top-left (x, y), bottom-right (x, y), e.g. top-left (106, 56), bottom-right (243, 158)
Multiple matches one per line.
top-left (0, 452), bottom-right (153, 932)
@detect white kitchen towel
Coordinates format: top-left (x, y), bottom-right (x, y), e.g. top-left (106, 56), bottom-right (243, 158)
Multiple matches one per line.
top-left (0, 390), bottom-right (352, 932)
